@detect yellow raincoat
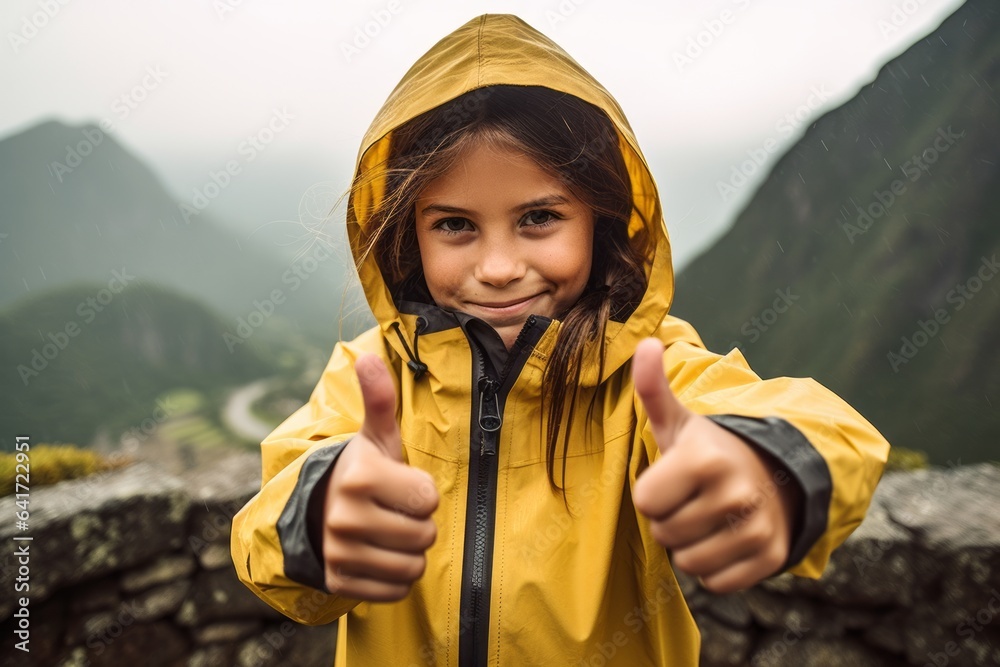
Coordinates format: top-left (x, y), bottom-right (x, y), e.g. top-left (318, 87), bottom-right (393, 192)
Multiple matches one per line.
top-left (232, 13), bottom-right (890, 666)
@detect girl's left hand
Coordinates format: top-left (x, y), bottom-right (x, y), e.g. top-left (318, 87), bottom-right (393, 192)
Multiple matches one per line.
top-left (631, 338), bottom-right (802, 594)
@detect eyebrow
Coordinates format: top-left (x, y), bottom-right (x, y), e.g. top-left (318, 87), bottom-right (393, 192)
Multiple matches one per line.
top-left (419, 195), bottom-right (572, 216)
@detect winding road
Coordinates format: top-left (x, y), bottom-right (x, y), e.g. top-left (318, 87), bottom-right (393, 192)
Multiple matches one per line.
top-left (222, 379), bottom-right (277, 443)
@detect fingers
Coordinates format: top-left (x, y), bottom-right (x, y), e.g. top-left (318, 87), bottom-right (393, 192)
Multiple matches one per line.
top-left (323, 477), bottom-right (438, 602)
top-left (364, 509), bottom-right (438, 553)
top-left (645, 494), bottom-right (727, 550)
top-left (634, 413), bottom-right (796, 594)
top-left (658, 486), bottom-right (785, 594)
top-left (670, 519), bottom-right (770, 578)
top-left (322, 394), bottom-right (440, 603)
top-left (632, 446), bottom-right (701, 520)
top-left (632, 338), bottom-right (705, 527)
top-left (335, 439), bottom-right (439, 518)
top-left (632, 338), bottom-right (689, 453)
top-left (696, 547), bottom-right (786, 595)
top-left (356, 353), bottom-right (403, 462)
top-left (326, 494), bottom-right (437, 554)
top-left (325, 538), bottom-right (428, 585)
top-left (370, 466), bottom-right (439, 518)
top-left (325, 570), bottom-right (411, 602)
top-left (645, 470), bottom-right (765, 549)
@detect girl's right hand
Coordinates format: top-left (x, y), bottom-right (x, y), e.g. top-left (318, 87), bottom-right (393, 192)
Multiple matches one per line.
top-left (321, 353), bottom-right (439, 602)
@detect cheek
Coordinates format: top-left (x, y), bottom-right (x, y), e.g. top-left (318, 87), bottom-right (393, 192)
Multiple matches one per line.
top-left (541, 231), bottom-right (593, 287)
top-left (417, 241), bottom-right (465, 296)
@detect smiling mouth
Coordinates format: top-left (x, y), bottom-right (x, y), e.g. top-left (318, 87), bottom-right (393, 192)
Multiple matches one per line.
top-left (472, 293), bottom-right (542, 309)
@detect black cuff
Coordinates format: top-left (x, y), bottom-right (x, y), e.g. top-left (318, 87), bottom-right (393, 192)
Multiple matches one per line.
top-left (706, 415), bottom-right (832, 571)
top-left (276, 440), bottom-right (352, 591)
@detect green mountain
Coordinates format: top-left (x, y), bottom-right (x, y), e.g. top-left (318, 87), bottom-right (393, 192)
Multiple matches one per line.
top-left (0, 119), bottom-right (357, 344)
top-left (0, 282), bottom-right (286, 447)
top-left (671, 0), bottom-right (1000, 464)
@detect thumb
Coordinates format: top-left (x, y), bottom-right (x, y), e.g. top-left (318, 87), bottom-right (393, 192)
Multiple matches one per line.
top-left (632, 338), bottom-right (689, 453)
top-left (355, 353), bottom-right (404, 462)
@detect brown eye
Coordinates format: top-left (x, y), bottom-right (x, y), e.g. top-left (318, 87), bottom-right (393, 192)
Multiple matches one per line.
top-left (438, 218), bottom-right (471, 233)
top-left (523, 210), bottom-right (558, 226)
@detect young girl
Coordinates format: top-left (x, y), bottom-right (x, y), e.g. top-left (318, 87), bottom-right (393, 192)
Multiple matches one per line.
top-left (232, 14), bottom-right (890, 666)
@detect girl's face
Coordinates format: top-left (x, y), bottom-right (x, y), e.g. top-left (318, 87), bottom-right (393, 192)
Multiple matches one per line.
top-left (414, 141), bottom-right (595, 349)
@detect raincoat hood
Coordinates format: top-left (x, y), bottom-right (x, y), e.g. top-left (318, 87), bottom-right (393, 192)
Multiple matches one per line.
top-left (347, 13), bottom-right (678, 384)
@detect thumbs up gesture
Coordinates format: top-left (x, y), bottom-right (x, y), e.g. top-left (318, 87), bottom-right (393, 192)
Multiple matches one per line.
top-left (631, 339), bottom-right (800, 594)
top-left (321, 353), bottom-right (439, 601)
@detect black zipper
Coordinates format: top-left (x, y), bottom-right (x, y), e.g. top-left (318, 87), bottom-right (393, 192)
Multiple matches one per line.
top-left (458, 315), bottom-right (538, 666)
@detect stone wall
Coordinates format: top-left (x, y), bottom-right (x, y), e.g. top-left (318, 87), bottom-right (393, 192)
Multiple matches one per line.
top-left (686, 463), bottom-right (1000, 667)
top-left (1, 454), bottom-right (998, 666)
top-left (0, 454), bottom-right (335, 667)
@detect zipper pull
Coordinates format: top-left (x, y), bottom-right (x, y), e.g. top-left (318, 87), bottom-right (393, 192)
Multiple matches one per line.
top-left (478, 377), bottom-right (502, 434)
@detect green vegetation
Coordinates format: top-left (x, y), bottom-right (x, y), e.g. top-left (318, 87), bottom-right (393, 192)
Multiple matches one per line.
top-left (250, 363), bottom-right (325, 428)
top-left (0, 283), bottom-right (282, 448)
top-left (158, 388), bottom-right (205, 414)
top-left (885, 447), bottom-right (929, 472)
top-left (671, 0), bottom-right (1000, 464)
top-left (1, 444), bottom-right (131, 496)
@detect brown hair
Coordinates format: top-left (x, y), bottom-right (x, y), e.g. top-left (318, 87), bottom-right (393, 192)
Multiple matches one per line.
top-left (355, 85), bottom-right (651, 498)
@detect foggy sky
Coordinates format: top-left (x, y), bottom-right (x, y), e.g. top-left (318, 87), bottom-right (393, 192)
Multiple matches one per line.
top-left (1, 0), bottom-right (965, 267)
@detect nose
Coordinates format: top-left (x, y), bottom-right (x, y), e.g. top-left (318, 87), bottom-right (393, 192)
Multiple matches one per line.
top-left (474, 238), bottom-right (525, 287)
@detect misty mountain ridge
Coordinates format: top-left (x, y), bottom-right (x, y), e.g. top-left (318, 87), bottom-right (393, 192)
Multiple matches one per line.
top-left (671, 0), bottom-right (1000, 464)
top-left (0, 118), bottom-right (361, 344)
